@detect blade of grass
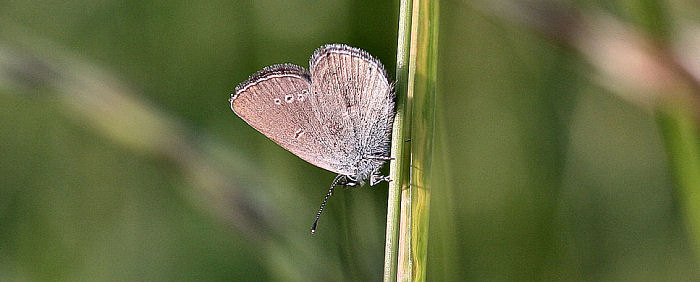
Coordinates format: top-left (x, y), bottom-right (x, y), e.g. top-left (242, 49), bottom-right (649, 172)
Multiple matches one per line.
top-left (0, 26), bottom-right (343, 280)
top-left (624, 0), bottom-right (700, 262)
top-left (481, 0), bottom-right (700, 260)
top-left (396, 0), bottom-right (421, 278)
top-left (383, 0), bottom-right (413, 280)
top-left (657, 100), bottom-right (700, 260)
top-left (384, 0), bottom-right (439, 280)
top-left (407, 0), bottom-right (438, 280)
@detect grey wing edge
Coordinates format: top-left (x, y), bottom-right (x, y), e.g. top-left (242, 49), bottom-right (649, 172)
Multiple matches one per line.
top-left (229, 63), bottom-right (311, 107)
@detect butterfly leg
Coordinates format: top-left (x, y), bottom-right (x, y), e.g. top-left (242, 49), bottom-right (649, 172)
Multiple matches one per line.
top-left (369, 171), bottom-right (391, 186)
top-left (365, 155), bottom-right (394, 161)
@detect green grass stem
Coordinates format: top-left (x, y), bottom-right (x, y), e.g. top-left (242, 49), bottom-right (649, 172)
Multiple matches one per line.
top-left (384, 0), bottom-right (438, 281)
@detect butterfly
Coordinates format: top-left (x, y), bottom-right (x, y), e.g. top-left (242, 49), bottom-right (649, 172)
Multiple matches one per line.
top-left (229, 44), bottom-right (395, 233)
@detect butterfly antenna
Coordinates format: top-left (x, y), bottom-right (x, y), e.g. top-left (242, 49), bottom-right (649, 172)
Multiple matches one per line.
top-left (311, 174), bottom-right (345, 234)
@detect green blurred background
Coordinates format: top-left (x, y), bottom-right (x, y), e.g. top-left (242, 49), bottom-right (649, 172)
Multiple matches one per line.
top-left (1, 0), bottom-right (698, 281)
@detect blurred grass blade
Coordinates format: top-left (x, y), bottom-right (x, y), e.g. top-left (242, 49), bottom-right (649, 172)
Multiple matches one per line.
top-left (384, 0), bottom-right (438, 281)
top-left (656, 101), bottom-right (700, 260)
top-left (481, 0), bottom-right (700, 260)
top-left (0, 39), bottom-right (267, 234)
top-left (0, 28), bottom-right (340, 280)
top-left (623, 0), bottom-right (700, 262)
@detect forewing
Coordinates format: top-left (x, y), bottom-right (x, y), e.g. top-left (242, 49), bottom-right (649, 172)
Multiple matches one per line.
top-left (230, 63), bottom-right (346, 173)
top-left (309, 44), bottom-right (395, 162)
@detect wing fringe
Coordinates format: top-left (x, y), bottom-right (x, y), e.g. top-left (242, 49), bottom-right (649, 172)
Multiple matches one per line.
top-left (309, 44), bottom-right (390, 83)
top-left (232, 63), bottom-right (310, 100)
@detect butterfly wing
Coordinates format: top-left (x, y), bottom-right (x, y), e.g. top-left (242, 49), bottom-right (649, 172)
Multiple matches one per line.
top-left (308, 44), bottom-right (395, 165)
top-left (230, 63), bottom-right (349, 174)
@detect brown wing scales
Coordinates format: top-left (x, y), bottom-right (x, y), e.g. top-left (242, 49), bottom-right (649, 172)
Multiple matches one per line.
top-left (230, 64), bottom-right (348, 174)
top-left (309, 45), bottom-right (394, 164)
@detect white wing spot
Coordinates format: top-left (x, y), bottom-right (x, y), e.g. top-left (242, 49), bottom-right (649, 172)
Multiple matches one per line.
top-left (273, 98), bottom-right (282, 105)
top-left (285, 94), bottom-right (294, 103)
top-left (294, 128), bottom-right (305, 138)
